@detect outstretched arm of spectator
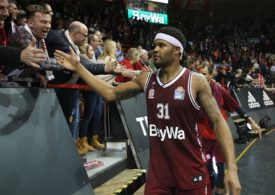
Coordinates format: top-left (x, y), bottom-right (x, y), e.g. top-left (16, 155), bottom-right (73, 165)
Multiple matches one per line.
top-left (246, 116), bottom-right (262, 138)
top-left (0, 38), bottom-right (46, 68)
top-left (20, 38), bottom-right (47, 68)
top-left (220, 86), bottom-right (262, 138)
top-left (264, 85), bottom-right (275, 93)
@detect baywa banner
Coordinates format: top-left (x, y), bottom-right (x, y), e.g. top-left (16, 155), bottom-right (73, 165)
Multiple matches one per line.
top-left (234, 88), bottom-right (275, 112)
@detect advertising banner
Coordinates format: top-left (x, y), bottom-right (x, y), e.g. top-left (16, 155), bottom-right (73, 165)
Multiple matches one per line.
top-left (117, 93), bottom-right (149, 169)
top-left (128, 9), bottom-right (168, 24)
top-left (234, 87), bottom-right (275, 112)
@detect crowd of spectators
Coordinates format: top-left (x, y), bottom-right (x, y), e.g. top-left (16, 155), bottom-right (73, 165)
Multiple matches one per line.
top-left (41, 0), bottom-right (275, 87)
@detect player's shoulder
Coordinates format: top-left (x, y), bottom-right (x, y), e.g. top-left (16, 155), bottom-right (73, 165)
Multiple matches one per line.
top-left (191, 72), bottom-right (208, 86)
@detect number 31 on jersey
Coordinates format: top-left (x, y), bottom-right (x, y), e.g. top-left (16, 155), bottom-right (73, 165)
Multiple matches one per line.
top-left (157, 103), bottom-right (170, 119)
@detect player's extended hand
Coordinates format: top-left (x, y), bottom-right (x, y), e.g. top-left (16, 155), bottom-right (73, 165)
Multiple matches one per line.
top-left (224, 169), bottom-right (241, 195)
top-left (54, 47), bottom-right (79, 71)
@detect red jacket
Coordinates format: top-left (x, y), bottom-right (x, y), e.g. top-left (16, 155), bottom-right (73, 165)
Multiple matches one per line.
top-left (198, 81), bottom-right (239, 140)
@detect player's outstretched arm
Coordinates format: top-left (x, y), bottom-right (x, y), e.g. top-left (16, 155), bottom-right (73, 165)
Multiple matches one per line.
top-left (193, 73), bottom-right (241, 195)
top-left (54, 48), bottom-right (147, 101)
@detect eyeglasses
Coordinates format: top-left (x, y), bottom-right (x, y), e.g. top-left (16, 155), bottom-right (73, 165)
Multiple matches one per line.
top-left (77, 31), bottom-right (88, 38)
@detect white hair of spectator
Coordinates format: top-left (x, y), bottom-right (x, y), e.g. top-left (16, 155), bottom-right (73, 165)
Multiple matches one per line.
top-left (236, 69), bottom-right (242, 74)
top-left (139, 49), bottom-right (147, 56)
top-left (154, 33), bottom-right (184, 59)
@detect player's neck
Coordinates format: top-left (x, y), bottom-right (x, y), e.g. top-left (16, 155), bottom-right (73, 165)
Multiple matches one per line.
top-left (160, 64), bottom-right (182, 84)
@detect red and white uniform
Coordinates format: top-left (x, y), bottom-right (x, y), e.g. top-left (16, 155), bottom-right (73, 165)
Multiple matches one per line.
top-left (198, 80), bottom-right (239, 162)
top-left (144, 68), bottom-right (209, 190)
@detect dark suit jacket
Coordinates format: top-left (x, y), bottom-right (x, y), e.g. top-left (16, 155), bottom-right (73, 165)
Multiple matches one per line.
top-left (4, 16), bottom-right (17, 38)
top-left (0, 46), bottom-right (21, 67)
top-left (46, 30), bottom-right (106, 83)
top-left (45, 29), bottom-right (73, 84)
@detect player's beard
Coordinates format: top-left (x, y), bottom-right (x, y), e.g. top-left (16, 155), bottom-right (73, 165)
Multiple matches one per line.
top-left (154, 56), bottom-right (173, 70)
top-left (154, 62), bottom-right (162, 69)
top-left (153, 57), bottom-right (165, 69)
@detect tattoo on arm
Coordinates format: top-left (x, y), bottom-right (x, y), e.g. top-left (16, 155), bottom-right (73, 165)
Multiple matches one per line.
top-left (205, 97), bottom-right (220, 117)
top-left (115, 88), bottom-right (140, 100)
top-left (204, 96), bottom-right (221, 128)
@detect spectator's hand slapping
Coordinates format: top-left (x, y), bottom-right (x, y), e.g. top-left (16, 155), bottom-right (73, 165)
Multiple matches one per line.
top-left (54, 47), bottom-right (79, 71)
top-left (113, 64), bottom-right (126, 74)
top-left (104, 58), bottom-right (118, 73)
top-left (122, 69), bottom-right (136, 78)
top-left (247, 117), bottom-right (262, 138)
top-left (21, 37), bottom-right (46, 68)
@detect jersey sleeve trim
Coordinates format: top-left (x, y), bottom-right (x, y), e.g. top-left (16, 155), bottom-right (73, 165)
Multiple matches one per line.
top-left (144, 72), bottom-right (153, 92)
top-left (188, 72), bottom-right (201, 110)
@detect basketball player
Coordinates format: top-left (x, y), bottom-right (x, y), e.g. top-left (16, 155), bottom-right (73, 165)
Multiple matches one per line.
top-left (199, 63), bottom-right (261, 194)
top-left (54, 27), bottom-right (241, 195)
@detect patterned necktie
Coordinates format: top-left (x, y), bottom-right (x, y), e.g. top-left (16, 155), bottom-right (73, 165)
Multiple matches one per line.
top-left (39, 39), bottom-right (46, 51)
top-left (39, 38), bottom-right (60, 80)
top-left (39, 39), bottom-right (50, 59)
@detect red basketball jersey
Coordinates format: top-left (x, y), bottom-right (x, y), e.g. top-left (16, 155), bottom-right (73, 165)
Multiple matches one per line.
top-left (144, 67), bottom-right (209, 190)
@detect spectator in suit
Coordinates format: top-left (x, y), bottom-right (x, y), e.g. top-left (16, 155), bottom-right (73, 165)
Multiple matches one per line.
top-left (0, 0), bottom-right (9, 46)
top-left (45, 21), bottom-right (88, 129)
top-left (9, 4), bottom-right (51, 49)
top-left (7, 4), bottom-right (51, 80)
top-left (4, 0), bottom-right (19, 38)
top-left (46, 23), bottom-right (117, 155)
top-left (88, 34), bottom-right (100, 62)
top-left (46, 22), bottom-right (117, 126)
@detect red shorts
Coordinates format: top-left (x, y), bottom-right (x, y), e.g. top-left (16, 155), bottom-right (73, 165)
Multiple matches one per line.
top-left (203, 139), bottom-right (225, 163)
top-left (144, 183), bottom-right (211, 195)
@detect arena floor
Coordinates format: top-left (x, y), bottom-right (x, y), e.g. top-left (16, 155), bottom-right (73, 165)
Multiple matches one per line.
top-left (234, 128), bottom-right (275, 195)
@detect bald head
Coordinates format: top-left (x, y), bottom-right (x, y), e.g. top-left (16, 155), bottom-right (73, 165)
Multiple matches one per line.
top-left (68, 21), bottom-right (88, 46)
top-left (68, 21), bottom-right (87, 33)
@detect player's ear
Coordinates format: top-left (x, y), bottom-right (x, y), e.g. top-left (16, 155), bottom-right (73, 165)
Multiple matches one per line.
top-left (175, 46), bottom-right (181, 57)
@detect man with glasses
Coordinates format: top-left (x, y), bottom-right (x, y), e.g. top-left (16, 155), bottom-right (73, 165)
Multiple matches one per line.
top-left (45, 21), bottom-right (89, 127)
top-left (46, 21), bottom-right (117, 155)
top-left (77, 31), bottom-right (88, 38)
